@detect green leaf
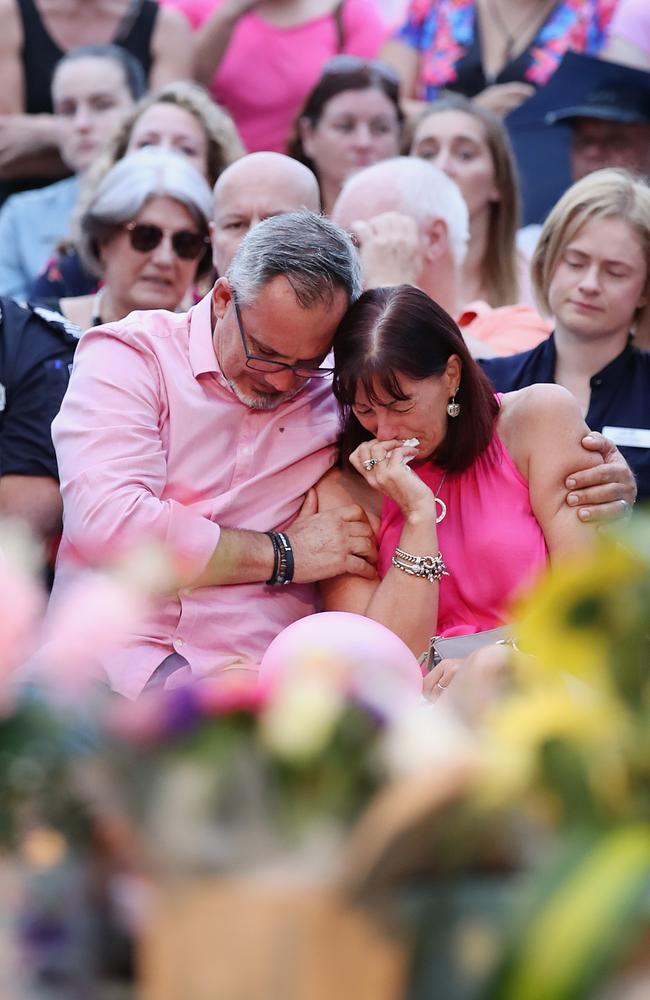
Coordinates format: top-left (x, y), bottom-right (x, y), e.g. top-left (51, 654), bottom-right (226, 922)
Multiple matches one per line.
top-left (485, 826), bottom-right (650, 1000)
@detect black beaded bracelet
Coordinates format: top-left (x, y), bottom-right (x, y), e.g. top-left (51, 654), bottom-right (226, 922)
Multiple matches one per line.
top-left (265, 531), bottom-right (281, 585)
top-left (276, 532), bottom-right (295, 585)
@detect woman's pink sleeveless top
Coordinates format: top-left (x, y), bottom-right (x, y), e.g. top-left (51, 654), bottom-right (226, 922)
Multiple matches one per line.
top-left (377, 429), bottom-right (548, 637)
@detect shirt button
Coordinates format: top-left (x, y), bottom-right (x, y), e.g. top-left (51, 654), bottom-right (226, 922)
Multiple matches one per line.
top-left (592, 378), bottom-right (603, 387)
top-left (174, 638), bottom-right (185, 650)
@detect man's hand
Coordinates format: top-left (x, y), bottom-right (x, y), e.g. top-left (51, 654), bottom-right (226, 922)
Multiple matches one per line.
top-left (287, 488), bottom-right (378, 582)
top-left (351, 211), bottom-right (422, 290)
top-left (566, 432), bottom-right (637, 523)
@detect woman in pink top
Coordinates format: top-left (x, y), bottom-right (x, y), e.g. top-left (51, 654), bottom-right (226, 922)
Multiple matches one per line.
top-left (164, 0), bottom-right (387, 152)
top-left (315, 284), bottom-right (600, 664)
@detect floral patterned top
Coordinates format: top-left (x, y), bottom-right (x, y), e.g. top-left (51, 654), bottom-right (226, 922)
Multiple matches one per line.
top-left (395, 0), bottom-right (617, 100)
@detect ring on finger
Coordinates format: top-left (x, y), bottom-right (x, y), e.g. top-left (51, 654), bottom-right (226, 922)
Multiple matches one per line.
top-left (362, 458), bottom-right (378, 471)
top-left (436, 680), bottom-right (448, 691)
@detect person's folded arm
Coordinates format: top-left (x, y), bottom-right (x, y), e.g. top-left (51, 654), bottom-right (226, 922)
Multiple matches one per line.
top-left (0, 197), bottom-right (28, 298)
top-left (193, 0), bottom-right (260, 87)
top-left (150, 5), bottom-right (194, 88)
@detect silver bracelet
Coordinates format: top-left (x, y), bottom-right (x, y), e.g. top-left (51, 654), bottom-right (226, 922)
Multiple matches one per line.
top-left (392, 547), bottom-right (448, 583)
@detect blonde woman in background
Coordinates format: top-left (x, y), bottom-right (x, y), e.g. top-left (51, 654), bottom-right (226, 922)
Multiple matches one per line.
top-left (31, 80), bottom-right (243, 302)
top-left (481, 168), bottom-right (650, 503)
top-left (409, 93), bottom-right (531, 309)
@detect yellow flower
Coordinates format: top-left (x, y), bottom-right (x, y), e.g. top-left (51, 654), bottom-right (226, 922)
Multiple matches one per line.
top-left (487, 684), bottom-right (624, 754)
top-left (513, 542), bottom-right (646, 683)
top-left (477, 682), bottom-right (631, 812)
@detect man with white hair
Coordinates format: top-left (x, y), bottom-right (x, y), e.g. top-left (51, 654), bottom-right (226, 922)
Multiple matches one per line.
top-left (332, 157), bottom-right (552, 355)
top-left (211, 151), bottom-right (321, 275)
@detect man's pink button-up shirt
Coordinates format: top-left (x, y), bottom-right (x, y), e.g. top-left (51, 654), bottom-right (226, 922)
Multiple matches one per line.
top-left (52, 292), bottom-right (340, 698)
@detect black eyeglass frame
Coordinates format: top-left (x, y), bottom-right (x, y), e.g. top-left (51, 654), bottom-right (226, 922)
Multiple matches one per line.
top-left (231, 292), bottom-right (335, 380)
top-left (124, 221), bottom-right (210, 261)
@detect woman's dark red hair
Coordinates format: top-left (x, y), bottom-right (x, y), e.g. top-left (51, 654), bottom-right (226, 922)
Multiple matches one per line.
top-left (333, 285), bottom-right (499, 473)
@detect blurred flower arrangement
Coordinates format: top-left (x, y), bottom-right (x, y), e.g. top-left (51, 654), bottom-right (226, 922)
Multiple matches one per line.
top-left (1, 513), bottom-right (650, 999)
top-left (476, 515), bottom-right (650, 1000)
top-left (0, 519), bottom-right (428, 883)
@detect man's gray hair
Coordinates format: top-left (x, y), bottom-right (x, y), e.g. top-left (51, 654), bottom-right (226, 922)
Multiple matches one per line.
top-left (80, 147), bottom-right (213, 276)
top-left (339, 157), bottom-right (470, 267)
top-left (226, 210), bottom-right (362, 307)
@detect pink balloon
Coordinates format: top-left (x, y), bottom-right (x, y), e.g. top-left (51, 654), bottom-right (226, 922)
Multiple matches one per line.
top-left (259, 612), bottom-right (423, 708)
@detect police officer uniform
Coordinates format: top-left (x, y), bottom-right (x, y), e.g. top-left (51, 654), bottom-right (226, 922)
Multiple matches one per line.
top-left (0, 297), bottom-right (81, 483)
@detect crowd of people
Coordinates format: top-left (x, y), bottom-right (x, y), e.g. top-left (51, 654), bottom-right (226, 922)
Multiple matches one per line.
top-left (0, 0), bottom-right (648, 702)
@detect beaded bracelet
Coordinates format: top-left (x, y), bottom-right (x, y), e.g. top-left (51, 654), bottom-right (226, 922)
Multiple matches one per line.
top-left (265, 531), bottom-right (281, 585)
top-left (265, 531), bottom-right (295, 586)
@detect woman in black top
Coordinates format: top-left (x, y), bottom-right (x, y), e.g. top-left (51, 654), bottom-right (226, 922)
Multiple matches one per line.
top-left (0, 0), bottom-right (193, 202)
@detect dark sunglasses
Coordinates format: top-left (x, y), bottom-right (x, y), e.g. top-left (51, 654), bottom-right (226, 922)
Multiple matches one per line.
top-left (124, 221), bottom-right (209, 261)
top-left (321, 55), bottom-right (401, 88)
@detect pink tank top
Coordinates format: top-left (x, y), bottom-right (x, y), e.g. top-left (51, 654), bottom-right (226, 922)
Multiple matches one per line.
top-left (377, 427), bottom-right (548, 638)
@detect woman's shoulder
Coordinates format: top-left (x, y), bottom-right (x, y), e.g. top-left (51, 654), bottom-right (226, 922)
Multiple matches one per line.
top-left (497, 385), bottom-right (588, 471)
top-left (499, 383), bottom-right (582, 426)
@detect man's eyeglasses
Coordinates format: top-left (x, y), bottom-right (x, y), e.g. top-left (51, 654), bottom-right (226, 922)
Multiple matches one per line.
top-left (232, 293), bottom-right (334, 379)
top-left (124, 221), bottom-right (210, 261)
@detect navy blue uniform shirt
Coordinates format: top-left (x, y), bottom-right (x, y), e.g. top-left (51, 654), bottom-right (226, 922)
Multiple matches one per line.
top-left (0, 298), bottom-right (80, 480)
top-left (480, 334), bottom-right (650, 501)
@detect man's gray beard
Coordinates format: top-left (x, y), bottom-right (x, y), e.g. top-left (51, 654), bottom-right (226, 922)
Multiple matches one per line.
top-left (225, 376), bottom-right (307, 410)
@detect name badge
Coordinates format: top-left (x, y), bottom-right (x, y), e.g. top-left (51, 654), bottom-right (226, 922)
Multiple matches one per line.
top-left (602, 425), bottom-right (650, 449)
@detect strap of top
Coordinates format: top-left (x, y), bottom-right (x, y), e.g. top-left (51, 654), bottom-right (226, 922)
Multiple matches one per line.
top-left (16, 0), bottom-right (65, 114)
top-left (114, 0), bottom-right (157, 81)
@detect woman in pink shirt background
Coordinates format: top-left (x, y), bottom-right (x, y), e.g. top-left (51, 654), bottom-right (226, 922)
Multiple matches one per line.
top-left (160, 0), bottom-right (387, 153)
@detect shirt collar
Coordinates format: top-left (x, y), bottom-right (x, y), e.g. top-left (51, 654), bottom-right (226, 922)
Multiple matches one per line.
top-left (188, 291), bottom-right (220, 378)
top-left (589, 337), bottom-right (635, 384)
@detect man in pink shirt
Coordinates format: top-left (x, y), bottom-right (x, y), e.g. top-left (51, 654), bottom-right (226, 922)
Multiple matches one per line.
top-left (52, 211), bottom-right (375, 698)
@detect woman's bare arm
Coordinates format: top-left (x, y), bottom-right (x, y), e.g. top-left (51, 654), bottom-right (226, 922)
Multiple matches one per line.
top-left (379, 39), bottom-right (419, 100)
top-left (499, 385), bottom-right (601, 558)
top-left (317, 444), bottom-right (441, 660)
top-left (150, 5), bottom-right (194, 88)
top-left (193, 0), bottom-right (260, 87)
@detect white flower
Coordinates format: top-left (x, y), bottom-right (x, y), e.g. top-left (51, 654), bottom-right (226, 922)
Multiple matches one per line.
top-left (261, 677), bottom-right (344, 763)
top-left (380, 700), bottom-right (478, 778)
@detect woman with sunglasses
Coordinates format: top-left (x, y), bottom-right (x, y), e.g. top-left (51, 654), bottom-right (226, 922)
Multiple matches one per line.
top-left (35, 147), bottom-right (213, 330)
top-left (288, 58), bottom-right (403, 216)
top-left (169, 0), bottom-right (387, 153)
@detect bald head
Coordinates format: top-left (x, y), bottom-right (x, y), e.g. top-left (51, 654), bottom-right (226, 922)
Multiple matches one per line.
top-left (211, 152), bottom-right (321, 274)
top-left (332, 157), bottom-right (468, 268)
